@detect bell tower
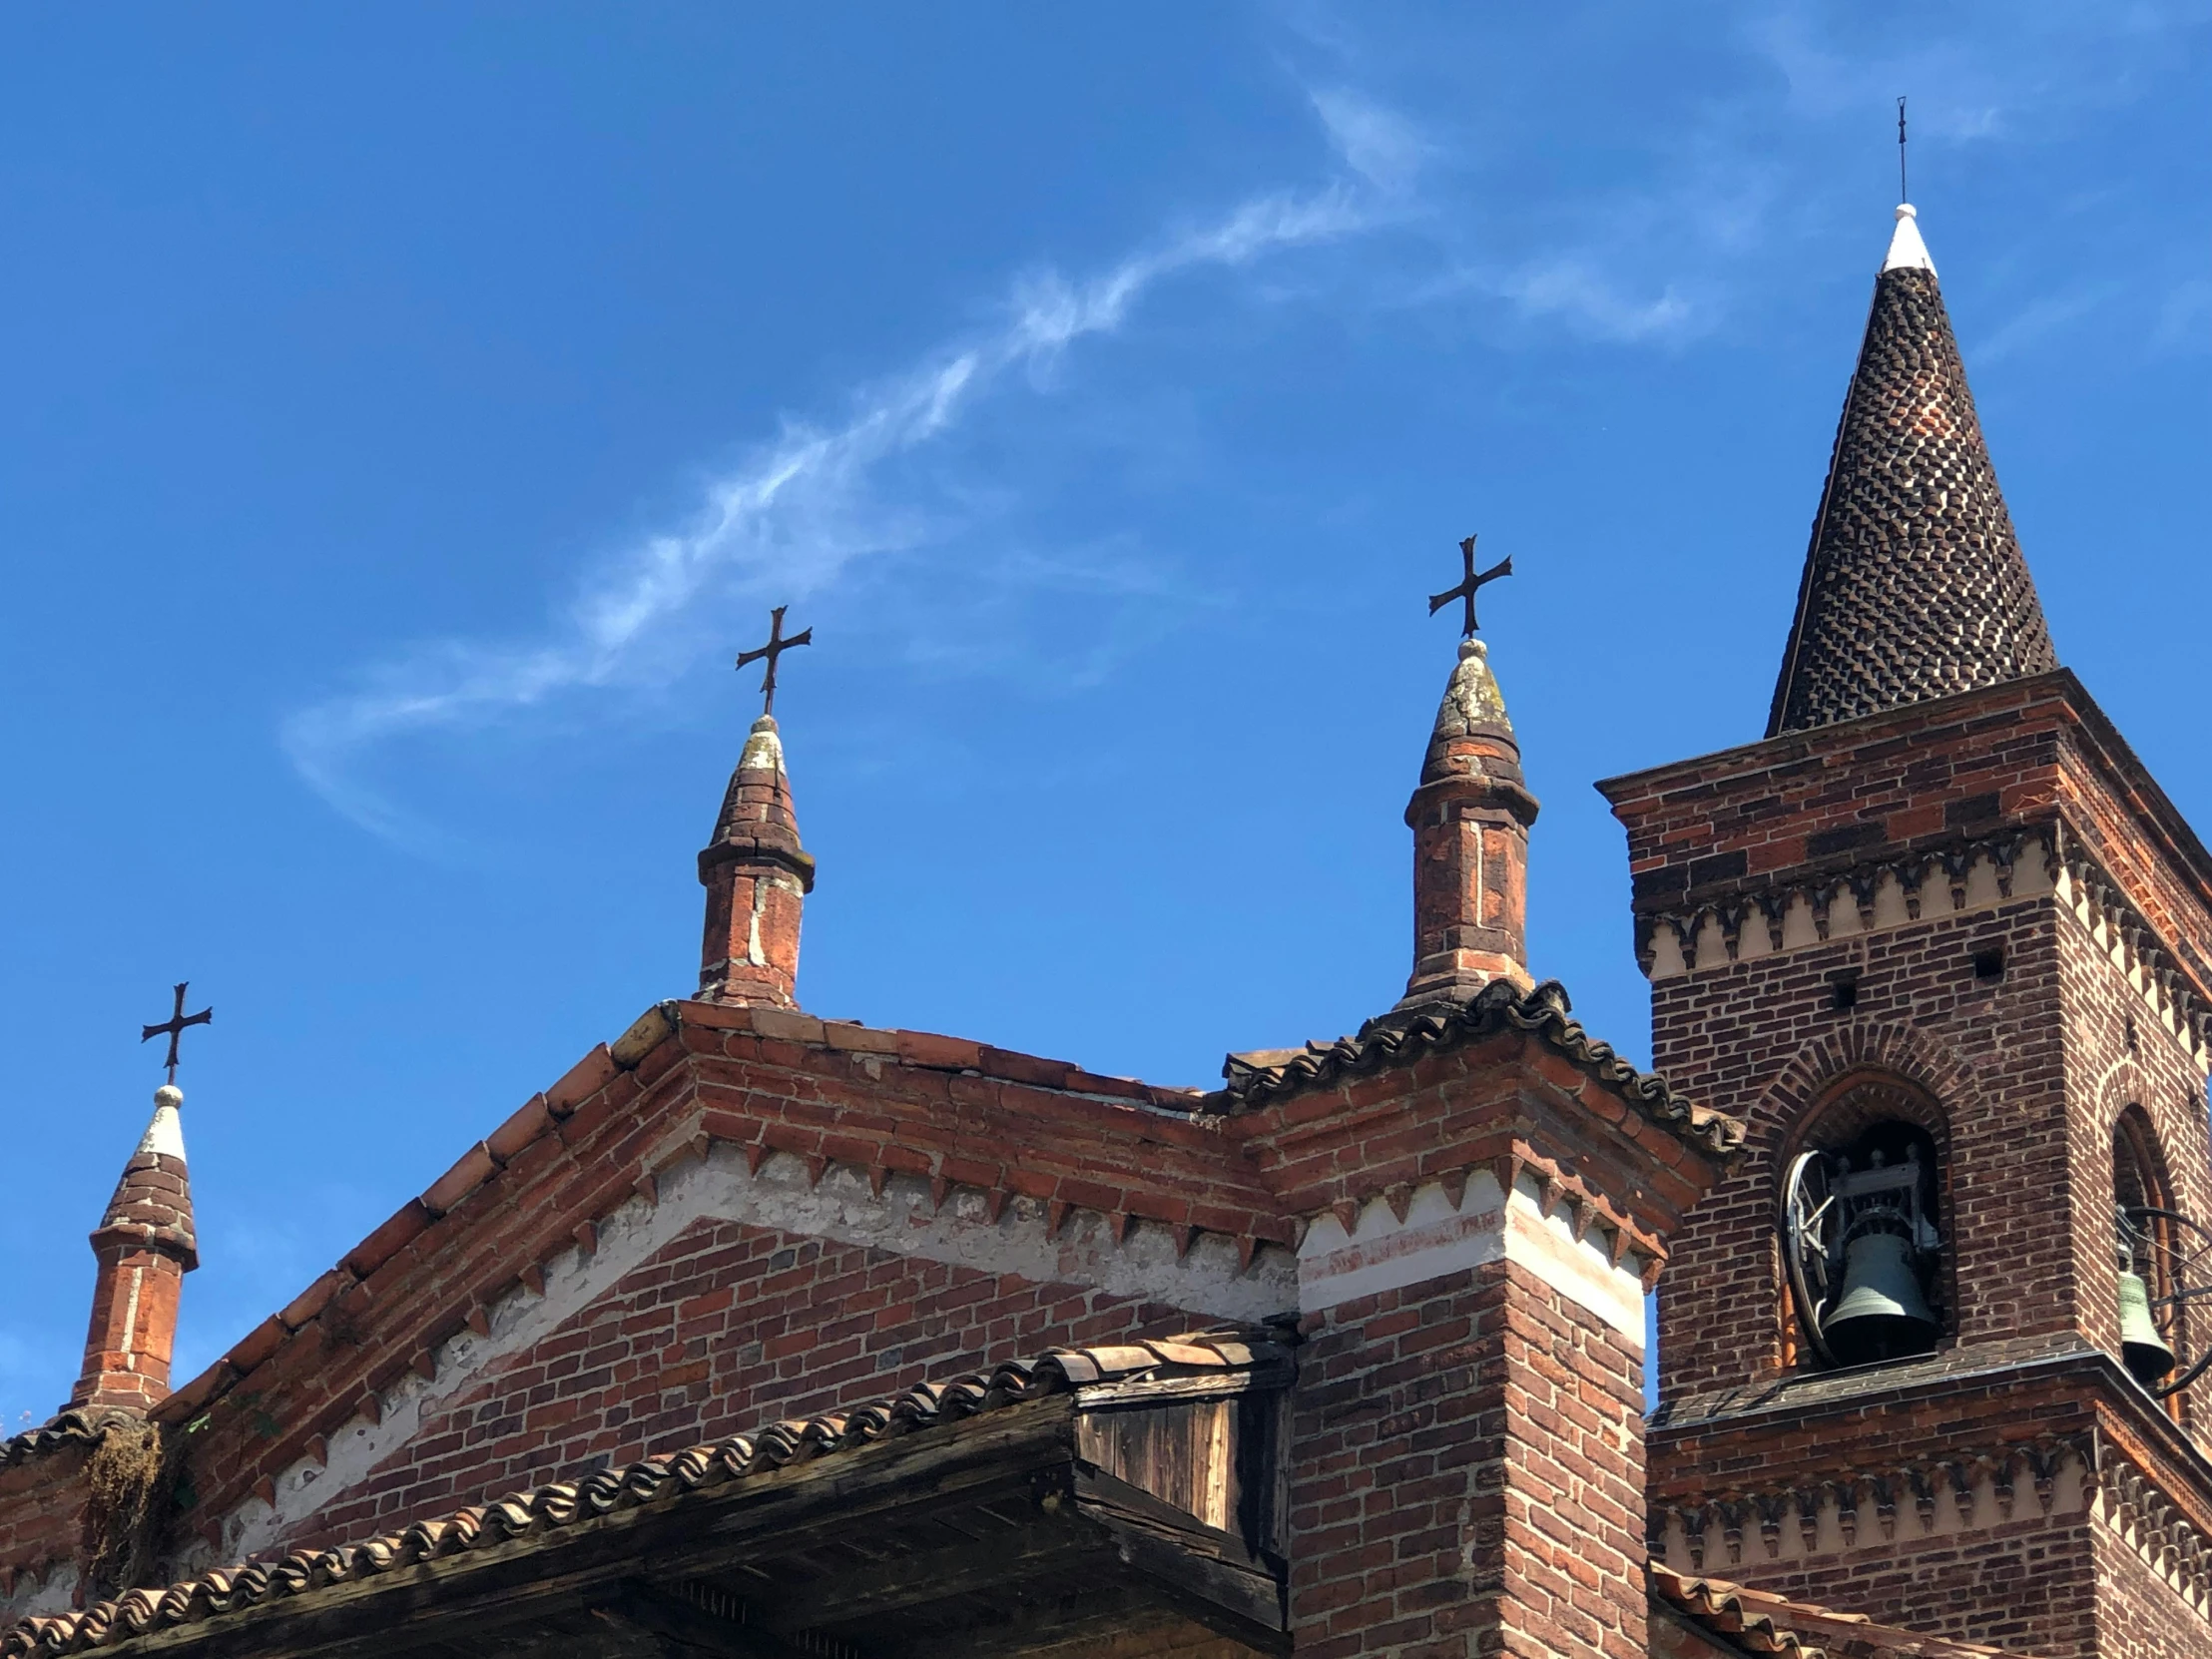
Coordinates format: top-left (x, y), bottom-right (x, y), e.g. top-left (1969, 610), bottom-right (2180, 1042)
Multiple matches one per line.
top-left (1601, 204), bottom-right (2212, 1658)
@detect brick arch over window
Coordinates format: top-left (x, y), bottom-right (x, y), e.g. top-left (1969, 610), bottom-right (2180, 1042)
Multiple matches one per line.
top-left (1755, 1021), bottom-right (1979, 1152)
top-left (2113, 1102), bottom-right (2174, 1215)
top-left (2111, 1101), bottom-right (2193, 1423)
top-left (1773, 1067), bottom-right (1957, 1368)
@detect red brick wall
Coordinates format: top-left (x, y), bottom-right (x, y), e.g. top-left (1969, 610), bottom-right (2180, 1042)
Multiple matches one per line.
top-left (1715, 1515), bottom-right (2101, 1659)
top-left (0, 1450), bottom-right (90, 1612)
top-left (1601, 677), bottom-right (2212, 969)
top-left (2051, 708), bottom-right (2212, 1008)
top-left (282, 1215), bottom-right (1196, 1550)
top-left (1603, 678), bottom-right (2070, 890)
top-left (1600, 676), bottom-right (2212, 1055)
top-left (1648, 1366), bottom-right (2121, 1658)
top-left (1641, 887), bottom-right (2212, 1417)
top-left (1603, 669), bottom-right (2212, 1416)
top-left (2090, 1522), bottom-right (2212, 1659)
top-left (71, 1249), bottom-right (187, 1412)
top-left (156, 1006), bottom-right (1295, 1551)
top-left (1613, 672), bottom-right (2212, 1655)
top-left (1649, 897), bottom-right (2074, 1396)
top-left (91, 984), bottom-right (1720, 1639)
top-left (2054, 910), bottom-right (2212, 1434)
top-left (1290, 1259), bottom-right (1648, 1659)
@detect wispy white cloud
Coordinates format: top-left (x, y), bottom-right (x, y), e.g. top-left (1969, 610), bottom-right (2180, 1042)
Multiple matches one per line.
top-left (1310, 87), bottom-right (1432, 195)
top-left (315, 0), bottom-right (2147, 842)
top-left (1973, 283), bottom-right (2118, 362)
top-left (1503, 259), bottom-right (1698, 343)
top-left (1746, 0), bottom-right (2212, 139)
top-left (2156, 278), bottom-right (2212, 351)
top-left (1399, 253), bottom-right (1706, 346)
top-left (282, 187), bottom-right (1367, 844)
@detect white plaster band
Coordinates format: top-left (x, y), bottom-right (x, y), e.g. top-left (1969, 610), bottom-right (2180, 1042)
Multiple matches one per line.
top-left (1297, 1172), bottom-right (1646, 1343)
top-left (217, 1141), bottom-right (1296, 1564)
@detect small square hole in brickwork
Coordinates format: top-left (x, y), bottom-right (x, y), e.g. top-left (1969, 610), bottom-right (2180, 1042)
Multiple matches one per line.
top-left (2126, 1015), bottom-right (2140, 1054)
top-left (1829, 972), bottom-right (1860, 1011)
top-left (1972, 946), bottom-right (2005, 982)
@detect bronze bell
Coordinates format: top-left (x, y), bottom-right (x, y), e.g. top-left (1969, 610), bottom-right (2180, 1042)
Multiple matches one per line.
top-left (2118, 1268), bottom-right (2175, 1384)
top-left (1825, 1231), bottom-right (1938, 1367)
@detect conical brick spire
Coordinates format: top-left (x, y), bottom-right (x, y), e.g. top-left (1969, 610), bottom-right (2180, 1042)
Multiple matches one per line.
top-left (698, 715), bottom-right (816, 1007)
top-left (1767, 204), bottom-right (2057, 737)
top-left (72, 1085), bottom-right (198, 1411)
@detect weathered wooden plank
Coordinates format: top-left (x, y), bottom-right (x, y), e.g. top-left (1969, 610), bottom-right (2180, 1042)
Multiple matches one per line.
top-left (1071, 1370), bottom-right (1291, 1409)
top-left (1078, 1398), bottom-right (1235, 1534)
top-left (1086, 1515), bottom-right (1288, 1656)
top-left (1073, 1468), bottom-right (1274, 1577)
top-left (897, 1589), bottom-right (1202, 1659)
top-left (760, 1513), bottom-right (1106, 1632)
top-left (597, 1583), bottom-right (830, 1658)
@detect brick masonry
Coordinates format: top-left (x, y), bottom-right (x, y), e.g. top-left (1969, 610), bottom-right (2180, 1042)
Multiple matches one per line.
top-left (152, 1009), bottom-right (1302, 1565)
top-left (697, 715), bottom-right (813, 1008)
top-left (0, 1449), bottom-right (93, 1619)
top-left (1291, 1259), bottom-right (1649, 1659)
top-left (72, 1092), bottom-right (196, 1414)
top-left (65, 959), bottom-right (1725, 1657)
top-left (1606, 671), bottom-right (2212, 1657)
top-left (1239, 1002), bottom-right (1727, 1654)
top-left (284, 1214), bottom-right (1194, 1553)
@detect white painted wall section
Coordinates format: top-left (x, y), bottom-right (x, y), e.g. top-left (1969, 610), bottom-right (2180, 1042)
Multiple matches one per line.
top-left (1297, 1170), bottom-right (1646, 1343)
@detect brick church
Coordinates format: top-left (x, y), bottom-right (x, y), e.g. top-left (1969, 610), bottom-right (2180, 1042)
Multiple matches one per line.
top-left (2, 198), bottom-right (2208, 1659)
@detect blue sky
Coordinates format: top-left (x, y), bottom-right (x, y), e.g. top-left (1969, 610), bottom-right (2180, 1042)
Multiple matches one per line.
top-left (2, 3), bottom-right (2207, 1424)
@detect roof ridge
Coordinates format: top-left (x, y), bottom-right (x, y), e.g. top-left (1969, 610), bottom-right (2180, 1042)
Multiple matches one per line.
top-left (1222, 976), bottom-right (1741, 1155)
top-left (0, 1409), bottom-right (141, 1475)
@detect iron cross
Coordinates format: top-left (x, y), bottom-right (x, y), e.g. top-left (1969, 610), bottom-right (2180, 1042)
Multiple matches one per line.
top-left (734, 606), bottom-right (813, 717)
top-left (141, 982), bottom-right (213, 1084)
top-left (1898, 95), bottom-right (1909, 203)
top-left (1427, 535), bottom-right (1513, 637)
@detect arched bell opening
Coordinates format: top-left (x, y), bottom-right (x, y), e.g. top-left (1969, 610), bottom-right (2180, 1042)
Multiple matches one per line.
top-left (2109, 1106), bottom-right (2210, 1413)
top-left (1777, 1073), bottom-right (1952, 1374)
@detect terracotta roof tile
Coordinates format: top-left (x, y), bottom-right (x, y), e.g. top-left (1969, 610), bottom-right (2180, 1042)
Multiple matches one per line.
top-left (1652, 1565), bottom-right (2047, 1659)
top-left (1, 1331), bottom-right (1285, 1658)
top-left (1223, 976), bottom-right (1741, 1156)
top-left (0, 1409), bottom-right (138, 1473)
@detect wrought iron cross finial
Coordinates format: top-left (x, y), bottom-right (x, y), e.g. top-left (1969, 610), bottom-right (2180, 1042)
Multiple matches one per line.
top-left (141, 982), bottom-right (213, 1085)
top-left (734, 606), bottom-right (813, 718)
top-left (1427, 534), bottom-right (1513, 638)
top-left (1898, 96), bottom-right (1909, 202)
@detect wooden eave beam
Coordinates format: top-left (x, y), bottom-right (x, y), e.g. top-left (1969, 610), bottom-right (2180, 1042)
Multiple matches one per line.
top-left (593, 1583), bottom-right (830, 1658)
top-left (92, 1404), bottom-right (1080, 1659)
top-left (86, 1389), bottom-right (1292, 1659)
top-left (753, 1511), bottom-right (1106, 1632)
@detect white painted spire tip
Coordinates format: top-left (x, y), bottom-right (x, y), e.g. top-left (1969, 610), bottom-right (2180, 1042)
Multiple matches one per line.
top-left (139, 1092), bottom-right (187, 1162)
top-left (1883, 203), bottom-right (1936, 276)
